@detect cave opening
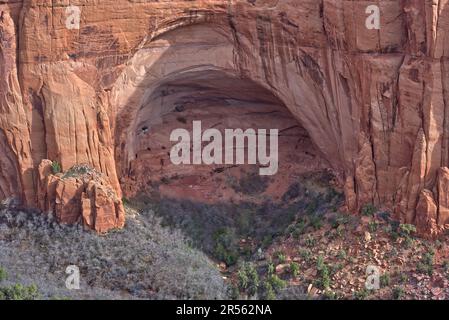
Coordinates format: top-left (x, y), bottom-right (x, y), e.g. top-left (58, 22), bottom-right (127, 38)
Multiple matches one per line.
top-left (118, 69), bottom-right (343, 263)
top-left (120, 69), bottom-right (331, 203)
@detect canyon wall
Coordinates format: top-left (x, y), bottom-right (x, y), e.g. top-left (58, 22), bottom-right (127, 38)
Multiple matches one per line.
top-left (1, 0), bottom-right (449, 236)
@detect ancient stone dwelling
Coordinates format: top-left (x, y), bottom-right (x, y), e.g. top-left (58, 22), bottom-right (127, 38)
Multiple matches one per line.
top-left (1, 1), bottom-right (449, 237)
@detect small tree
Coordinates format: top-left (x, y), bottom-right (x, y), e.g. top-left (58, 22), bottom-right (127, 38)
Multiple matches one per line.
top-left (51, 160), bottom-right (62, 174)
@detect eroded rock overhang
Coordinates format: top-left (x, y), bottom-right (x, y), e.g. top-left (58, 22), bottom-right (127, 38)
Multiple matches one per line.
top-left (1, 1), bottom-right (449, 236)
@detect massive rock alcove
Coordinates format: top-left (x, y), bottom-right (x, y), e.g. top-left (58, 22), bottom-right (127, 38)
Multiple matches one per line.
top-left (112, 24), bottom-right (330, 204)
top-left (119, 69), bottom-right (330, 204)
top-left (2, 0), bottom-right (449, 237)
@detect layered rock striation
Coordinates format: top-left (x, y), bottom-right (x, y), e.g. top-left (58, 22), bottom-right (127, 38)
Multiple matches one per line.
top-left (1, 0), bottom-right (449, 236)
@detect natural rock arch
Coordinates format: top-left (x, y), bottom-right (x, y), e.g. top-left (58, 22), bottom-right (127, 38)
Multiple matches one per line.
top-left (111, 22), bottom-right (349, 186)
top-left (110, 22), bottom-right (338, 205)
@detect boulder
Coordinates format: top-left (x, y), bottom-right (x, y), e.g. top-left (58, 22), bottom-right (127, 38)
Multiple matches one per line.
top-left (38, 160), bottom-right (125, 233)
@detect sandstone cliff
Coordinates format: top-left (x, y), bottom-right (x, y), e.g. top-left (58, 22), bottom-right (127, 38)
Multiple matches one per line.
top-left (1, 0), bottom-right (449, 236)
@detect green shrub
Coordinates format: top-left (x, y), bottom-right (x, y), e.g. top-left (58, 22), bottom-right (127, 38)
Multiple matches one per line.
top-left (361, 204), bottom-right (376, 217)
top-left (353, 288), bottom-right (370, 300)
top-left (292, 220), bottom-right (307, 239)
top-left (62, 164), bottom-right (90, 178)
top-left (299, 249), bottom-right (312, 264)
top-left (305, 235), bottom-right (316, 247)
top-left (398, 273), bottom-right (409, 284)
top-left (262, 235), bottom-right (274, 248)
top-left (0, 284), bottom-right (40, 300)
top-left (122, 197), bottom-right (130, 206)
top-left (261, 281), bottom-right (276, 300)
top-left (212, 228), bottom-right (239, 266)
top-left (398, 224), bottom-right (417, 248)
top-left (380, 273), bottom-right (390, 288)
top-left (237, 263), bottom-right (259, 297)
top-left (417, 250), bottom-right (435, 276)
top-left (268, 275), bottom-right (286, 291)
top-left (51, 161), bottom-right (62, 174)
top-left (267, 259), bottom-right (275, 275)
top-left (316, 255), bottom-right (325, 271)
top-left (329, 213), bottom-right (350, 228)
top-left (392, 286), bottom-right (405, 300)
top-left (290, 262), bottom-right (300, 278)
top-left (237, 265), bottom-right (248, 290)
top-left (315, 255), bottom-right (331, 290)
top-left (309, 215), bottom-right (323, 230)
top-left (399, 224), bottom-right (417, 236)
top-left (276, 251), bottom-right (286, 264)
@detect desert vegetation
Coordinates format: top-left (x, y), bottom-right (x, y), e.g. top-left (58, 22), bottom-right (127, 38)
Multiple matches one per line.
top-left (0, 205), bottom-right (228, 300)
top-left (1, 169), bottom-right (449, 300)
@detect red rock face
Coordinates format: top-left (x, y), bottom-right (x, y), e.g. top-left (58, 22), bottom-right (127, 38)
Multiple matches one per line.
top-left (38, 160), bottom-right (125, 233)
top-left (1, 1), bottom-right (449, 235)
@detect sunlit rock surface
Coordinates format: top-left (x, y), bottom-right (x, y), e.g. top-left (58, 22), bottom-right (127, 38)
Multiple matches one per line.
top-left (1, 1), bottom-right (449, 235)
